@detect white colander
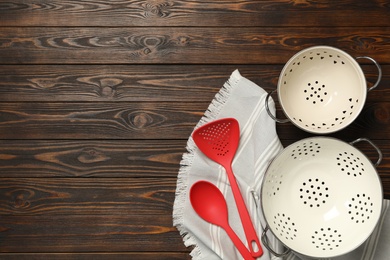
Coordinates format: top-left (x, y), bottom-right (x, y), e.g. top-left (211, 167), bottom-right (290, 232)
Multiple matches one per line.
top-left (260, 137), bottom-right (383, 259)
top-left (266, 46), bottom-right (382, 134)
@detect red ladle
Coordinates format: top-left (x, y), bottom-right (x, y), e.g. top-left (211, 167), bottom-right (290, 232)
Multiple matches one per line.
top-left (190, 181), bottom-right (255, 260)
top-left (192, 118), bottom-right (263, 257)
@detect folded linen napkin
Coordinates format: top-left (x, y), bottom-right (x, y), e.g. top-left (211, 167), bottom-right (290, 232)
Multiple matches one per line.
top-left (173, 70), bottom-right (390, 260)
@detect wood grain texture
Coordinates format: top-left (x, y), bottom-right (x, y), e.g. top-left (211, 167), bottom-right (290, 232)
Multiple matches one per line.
top-left (0, 102), bottom-right (205, 139)
top-left (1, 0), bottom-right (389, 27)
top-left (0, 253), bottom-right (191, 260)
top-left (0, 101), bottom-right (388, 139)
top-left (275, 102), bottom-right (390, 140)
top-left (0, 139), bottom-right (387, 178)
top-left (0, 65), bottom-right (388, 102)
top-left (1, 27), bottom-right (389, 64)
top-left (1, 0), bottom-right (389, 258)
top-left (0, 177), bottom-right (177, 215)
top-left (0, 214), bottom-right (186, 252)
top-left (0, 140), bottom-right (185, 177)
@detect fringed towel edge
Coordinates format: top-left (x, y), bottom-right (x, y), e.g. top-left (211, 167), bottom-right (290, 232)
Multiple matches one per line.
top-left (172, 69), bottom-right (242, 259)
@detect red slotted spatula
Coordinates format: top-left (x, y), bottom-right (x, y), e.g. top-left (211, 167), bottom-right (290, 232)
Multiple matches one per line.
top-left (192, 118), bottom-right (263, 258)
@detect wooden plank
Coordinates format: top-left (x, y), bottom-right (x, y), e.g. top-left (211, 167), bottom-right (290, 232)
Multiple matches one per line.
top-left (0, 65), bottom-right (388, 102)
top-left (0, 214), bottom-right (187, 252)
top-left (0, 180), bottom-right (389, 251)
top-left (0, 101), bottom-right (205, 139)
top-left (0, 174), bottom-right (389, 251)
top-left (0, 140), bottom-right (185, 178)
top-left (1, 27), bottom-right (389, 64)
top-left (0, 65), bottom-right (240, 102)
top-left (0, 253), bottom-right (191, 260)
top-left (0, 139), bottom-right (388, 178)
top-left (0, 101), bottom-right (388, 139)
top-left (0, 0), bottom-right (388, 27)
top-left (0, 177), bottom-right (178, 215)
top-left (275, 102), bottom-right (390, 141)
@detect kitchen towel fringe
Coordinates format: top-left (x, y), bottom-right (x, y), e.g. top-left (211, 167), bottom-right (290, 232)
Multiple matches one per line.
top-left (173, 69), bottom-right (242, 258)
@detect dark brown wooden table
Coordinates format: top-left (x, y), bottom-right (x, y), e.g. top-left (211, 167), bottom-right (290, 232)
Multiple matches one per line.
top-left (0, 1), bottom-right (389, 259)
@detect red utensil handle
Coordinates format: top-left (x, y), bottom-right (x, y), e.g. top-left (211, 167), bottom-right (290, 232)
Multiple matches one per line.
top-left (225, 165), bottom-right (263, 257)
top-left (224, 222), bottom-right (255, 260)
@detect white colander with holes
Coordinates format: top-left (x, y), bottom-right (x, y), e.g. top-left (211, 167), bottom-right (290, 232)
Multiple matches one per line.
top-left (265, 46), bottom-right (382, 134)
top-left (260, 137), bottom-right (383, 259)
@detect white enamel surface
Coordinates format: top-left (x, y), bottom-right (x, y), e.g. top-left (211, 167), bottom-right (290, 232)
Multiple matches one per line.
top-left (278, 46), bottom-right (367, 134)
top-left (261, 137), bottom-right (383, 258)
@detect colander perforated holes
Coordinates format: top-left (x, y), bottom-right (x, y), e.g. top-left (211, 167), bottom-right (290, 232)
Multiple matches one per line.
top-left (299, 50), bottom-right (346, 65)
top-left (266, 172), bottom-right (283, 197)
top-left (300, 179), bottom-right (329, 207)
top-left (197, 122), bottom-right (232, 157)
top-left (312, 228), bottom-right (342, 251)
top-left (291, 142), bottom-right (321, 159)
top-left (336, 152), bottom-right (365, 177)
top-left (334, 98), bottom-right (360, 123)
top-left (304, 81), bottom-right (328, 105)
top-left (333, 54), bottom-right (346, 65)
top-left (348, 194), bottom-right (374, 224)
top-left (273, 213), bottom-right (298, 240)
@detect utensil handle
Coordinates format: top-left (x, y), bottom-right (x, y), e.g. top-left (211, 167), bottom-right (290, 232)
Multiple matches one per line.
top-left (350, 138), bottom-right (383, 167)
top-left (261, 225), bottom-right (290, 257)
top-left (224, 224), bottom-right (255, 260)
top-left (356, 56), bottom-right (382, 92)
top-left (265, 89), bottom-right (290, 123)
top-left (225, 165), bottom-right (263, 257)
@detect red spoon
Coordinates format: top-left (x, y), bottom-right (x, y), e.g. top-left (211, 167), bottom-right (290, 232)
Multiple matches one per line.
top-left (190, 181), bottom-right (255, 260)
top-left (192, 118), bottom-right (263, 257)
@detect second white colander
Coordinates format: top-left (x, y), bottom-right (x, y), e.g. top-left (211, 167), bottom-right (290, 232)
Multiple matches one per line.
top-left (260, 137), bottom-right (383, 259)
top-left (266, 46), bottom-right (382, 134)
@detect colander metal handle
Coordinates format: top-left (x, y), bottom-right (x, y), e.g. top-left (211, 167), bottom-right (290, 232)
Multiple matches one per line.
top-left (265, 89), bottom-right (290, 123)
top-left (355, 56), bottom-right (382, 92)
top-left (261, 225), bottom-right (290, 257)
top-left (350, 138), bottom-right (383, 167)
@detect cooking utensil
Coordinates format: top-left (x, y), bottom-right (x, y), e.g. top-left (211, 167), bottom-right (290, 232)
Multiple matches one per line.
top-left (190, 181), bottom-right (255, 260)
top-left (192, 118), bottom-right (263, 257)
top-left (260, 137), bottom-right (383, 258)
top-left (265, 45), bottom-right (382, 134)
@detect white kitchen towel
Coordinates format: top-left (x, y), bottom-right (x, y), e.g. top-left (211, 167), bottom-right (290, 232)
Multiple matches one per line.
top-left (173, 69), bottom-right (285, 260)
top-left (173, 70), bottom-right (390, 260)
